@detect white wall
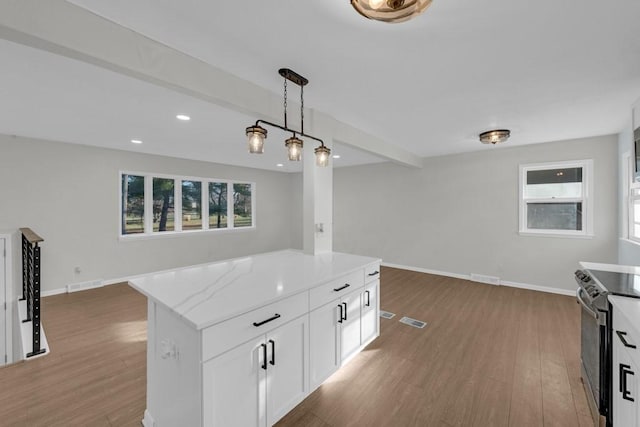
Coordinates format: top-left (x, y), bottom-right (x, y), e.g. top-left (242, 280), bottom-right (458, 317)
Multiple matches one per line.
top-left (334, 135), bottom-right (619, 292)
top-left (0, 134), bottom-right (298, 293)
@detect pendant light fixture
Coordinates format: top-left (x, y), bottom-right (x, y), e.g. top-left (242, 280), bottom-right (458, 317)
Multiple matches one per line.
top-left (351, 0), bottom-right (433, 23)
top-left (245, 68), bottom-right (331, 167)
top-left (479, 129), bottom-right (511, 145)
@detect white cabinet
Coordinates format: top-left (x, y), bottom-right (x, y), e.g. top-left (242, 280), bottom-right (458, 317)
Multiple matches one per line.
top-left (361, 280), bottom-right (379, 346)
top-left (611, 299), bottom-right (640, 427)
top-left (309, 288), bottom-right (361, 389)
top-left (203, 315), bottom-right (308, 427)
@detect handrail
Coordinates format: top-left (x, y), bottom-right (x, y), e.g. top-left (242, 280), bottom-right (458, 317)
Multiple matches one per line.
top-left (19, 227), bottom-right (44, 244)
top-left (20, 228), bottom-right (46, 358)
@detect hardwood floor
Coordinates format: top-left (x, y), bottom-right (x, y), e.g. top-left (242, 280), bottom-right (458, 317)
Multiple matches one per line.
top-left (0, 267), bottom-right (592, 427)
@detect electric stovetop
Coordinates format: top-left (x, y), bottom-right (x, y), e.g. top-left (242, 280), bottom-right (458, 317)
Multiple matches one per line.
top-left (589, 269), bottom-right (640, 299)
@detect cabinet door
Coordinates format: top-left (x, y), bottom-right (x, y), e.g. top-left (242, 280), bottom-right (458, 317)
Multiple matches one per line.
top-left (203, 337), bottom-right (266, 427)
top-left (340, 290), bottom-right (362, 362)
top-left (309, 299), bottom-right (340, 390)
top-left (613, 331), bottom-right (638, 427)
top-left (265, 315), bottom-right (309, 426)
top-left (361, 280), bottom-right (379, 346)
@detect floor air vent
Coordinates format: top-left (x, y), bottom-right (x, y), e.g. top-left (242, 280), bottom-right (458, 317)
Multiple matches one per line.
top-left (399, 317), bottom-right (427, 329)
top-left (380, 310), bottom-right (396, 319)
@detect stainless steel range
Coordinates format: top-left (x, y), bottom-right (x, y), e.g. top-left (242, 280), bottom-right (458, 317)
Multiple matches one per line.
top-left (575, 268), bottom-right (640, 427)
top-left (575, 269), bottom-right (611, 427)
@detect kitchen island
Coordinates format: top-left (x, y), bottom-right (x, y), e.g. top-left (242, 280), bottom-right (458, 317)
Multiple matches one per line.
top-left (129, 249), bottom-right (381, 427)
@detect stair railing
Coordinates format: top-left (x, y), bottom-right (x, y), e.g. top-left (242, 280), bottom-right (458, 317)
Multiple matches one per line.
top-left (19, 228), bottom-right (46, 358)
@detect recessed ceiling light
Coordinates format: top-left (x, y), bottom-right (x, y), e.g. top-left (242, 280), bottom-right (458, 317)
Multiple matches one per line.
top-left (176, 114), bottom-right (191, 121)
top-left (276, 163), bottom-right (284, 167)
top-left (131, 139), bottom-right (143, 144)
top-left (332, 155), bottom-right (341, 159)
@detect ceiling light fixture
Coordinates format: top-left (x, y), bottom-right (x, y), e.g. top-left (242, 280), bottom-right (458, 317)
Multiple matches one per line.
top-left (351, 0), bottom-right (433, 23)
top-left (176, 114), bottom-right (191, 121)
top-left (479, 129), bottom-right (510, 145)
top-left (332, 154), bottom-right (341, 159)
top-left (245, 68), bottom-right (331, 167)
top-left (131, 139), bottom-right (143, 144)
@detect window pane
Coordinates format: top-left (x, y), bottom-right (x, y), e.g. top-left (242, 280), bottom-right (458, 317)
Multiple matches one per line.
top-left (525, 167), bottom-right (583, 199)
top-left (121, 174), bottom-right (145, 235)
top-left (527, 202), bottom-right (582, 231)
top-left (633, 198), bottom-right (640, 224)
top-left (208, 182), bottom-right (228, 229)
top-left (233, 183), bottom-right (252, 228)
top-left (182, 181), bottom-right (202, 230)
top-left (153, 178), bottom-right (175, 232)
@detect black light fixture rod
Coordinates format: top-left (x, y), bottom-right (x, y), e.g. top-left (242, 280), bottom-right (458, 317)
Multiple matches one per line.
top-left (255, 119), bottom-right (325, 146)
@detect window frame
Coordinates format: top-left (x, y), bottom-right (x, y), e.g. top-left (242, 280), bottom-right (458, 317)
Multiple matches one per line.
top-left (119, 171), bottom-right (256, 240)
top-left (518, 159), bottom-right (594, 238)
top-left (627, 152), bottom-right (640, 244)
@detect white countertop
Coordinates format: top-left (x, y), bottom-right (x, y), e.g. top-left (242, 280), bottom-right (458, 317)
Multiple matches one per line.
top-left (129, 249), bottom-right (380, 330)
top-left (609, 295), bottom-right (640, 340)
top-left (580, 262), bottom-right (640, 275)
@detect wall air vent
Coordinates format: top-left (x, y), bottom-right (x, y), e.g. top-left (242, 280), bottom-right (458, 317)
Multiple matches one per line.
top-left (470, 273), bottom-right (501, 285)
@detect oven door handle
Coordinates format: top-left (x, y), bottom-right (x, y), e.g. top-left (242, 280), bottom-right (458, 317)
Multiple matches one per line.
top-left (576, 288), bottom-right (599, 320)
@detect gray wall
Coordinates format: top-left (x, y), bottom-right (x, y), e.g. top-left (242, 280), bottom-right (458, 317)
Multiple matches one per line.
top-left (0, 134), bottom-right (297, 292)
top-left (618, 124), bottom-right (640, 264)
top-left (334, 135), bottom-right (619, 292)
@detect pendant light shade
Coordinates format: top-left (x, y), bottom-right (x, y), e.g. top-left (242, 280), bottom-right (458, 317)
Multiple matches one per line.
top-left (315, 145), bottom-right (331, 167)
top-left (246, 125), bottom-right (267, 153)
top-left (351, 0), bottom-right (433, 23)
top-left (285, 136), bottom-right (303, 161)
top-left (479, 129), bottom-right (511, 145)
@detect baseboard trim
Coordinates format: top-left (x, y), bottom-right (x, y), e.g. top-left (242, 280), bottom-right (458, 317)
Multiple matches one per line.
top-left (142, 409), bottom-right (155, 427)
top-left (381, 262), bottom-right (575, 297)
top-left (42, 275), bottom-right (133, 298)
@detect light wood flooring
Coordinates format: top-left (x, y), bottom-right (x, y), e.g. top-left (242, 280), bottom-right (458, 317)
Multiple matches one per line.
top-left (0, 267), bottom-right (592, 426)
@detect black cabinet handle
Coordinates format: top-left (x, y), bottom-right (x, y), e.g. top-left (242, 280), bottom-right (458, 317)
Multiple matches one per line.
top-left (620, 363), bottom-right (635, 402)
top-left (260, 343), bottom-right (267, 370)
top-left (617, 330), bottom-right (637, 349)
top-left (253, 313), bottom-right (281, 327)
top-left (269, 339), bottom-right (275, 366)
top-left (342, 302), bottom-right (347, 321)
top-left (365, 290), bottom-right (371, 307)
top-left (338, 304), bottom-right (343, 323)
top-left (333, 283), bottom-right (350, 292)
top-left (368, 271), bottom-right (379, 277)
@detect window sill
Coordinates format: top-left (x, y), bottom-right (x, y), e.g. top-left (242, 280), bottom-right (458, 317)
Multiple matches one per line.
top-left (518, 231), bottom-right (594, 239)
top-left (119, 226), bottom-right (256, 242)
top-left (619, 238), bottom-right (640, 248)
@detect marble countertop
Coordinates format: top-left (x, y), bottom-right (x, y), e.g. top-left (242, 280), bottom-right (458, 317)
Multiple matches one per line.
top-left (580, 262), bottom-right (640, 275)
top-left (129, 249), bottom-right (380, 330)
top-left (609, 295), bottom-right (640, 340)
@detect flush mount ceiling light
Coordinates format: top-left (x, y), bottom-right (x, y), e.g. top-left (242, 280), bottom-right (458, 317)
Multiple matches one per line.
top-left (245, 68), bottom-right (331, 167)
top-left (351, 0), bottom-right (433, 23)
top-left (479, 129), bottom-right (511, 145)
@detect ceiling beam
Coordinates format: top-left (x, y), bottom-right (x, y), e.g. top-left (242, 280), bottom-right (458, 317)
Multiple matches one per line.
top-left (0, 0), bottom-right (423, 168)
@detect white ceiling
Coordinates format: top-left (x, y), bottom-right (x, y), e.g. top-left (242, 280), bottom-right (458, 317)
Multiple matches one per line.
top-left (1, 0), bottom-right (639, 171)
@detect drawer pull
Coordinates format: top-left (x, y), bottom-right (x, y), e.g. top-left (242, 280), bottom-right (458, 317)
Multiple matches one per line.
top-left (616, 330), bottom-right (637, 349)
top-left (368, 271), bottom-right (379, 277)
top-left (338, 304), bottom-right (343, 324)
top-left (260, 343), bottom-right (267, 370)
top-left (620, 363), bottom-right (635, 402)
top-left (342, 302), bottom-right (348, 321)
top-left (333, 283), bottom-right (351, 292)
top-left (253, 313), bottom-right (281, 327)
top-left (365, 290), bottom-right (371, 307)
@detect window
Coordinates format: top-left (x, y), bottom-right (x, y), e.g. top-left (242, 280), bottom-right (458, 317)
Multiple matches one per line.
top-left (631, 188), bottom-right (640, 243)
top-left (208, 182), bottom-right (228, 229)
top-left (519, 160), bottom-right (593, 237)
top-left (119, 172), bottom-right (255, 238)
top-left (121, 174), bottom-right (145, 235)
top-left (233, 183), bottom-right (253, 228)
